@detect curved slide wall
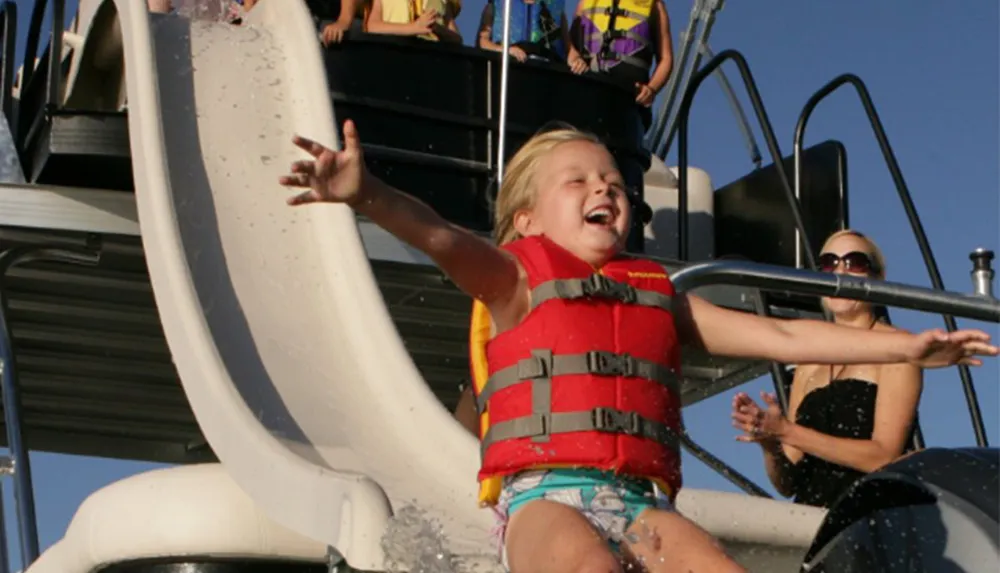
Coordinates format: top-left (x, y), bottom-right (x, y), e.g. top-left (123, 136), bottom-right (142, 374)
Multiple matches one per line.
top-left (39, 1), bottom-right (827, 571)
top-left (116, 1), bottom-right (491, 569)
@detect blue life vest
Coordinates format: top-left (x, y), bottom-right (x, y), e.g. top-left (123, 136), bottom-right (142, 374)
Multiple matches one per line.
top-left (489, 0), bottom-right (566, 59)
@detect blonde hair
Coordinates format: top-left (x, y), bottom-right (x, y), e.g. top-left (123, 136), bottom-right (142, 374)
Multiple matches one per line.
top-left (820, 229), bottom-right (887, 279)
top-left (493, 127), bottom-right (603, 245)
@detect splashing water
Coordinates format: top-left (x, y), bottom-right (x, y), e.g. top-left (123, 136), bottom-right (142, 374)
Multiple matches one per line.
top-left (173, 0), bottom-right (241, 22)
top-left (381, 505), bottom-right (461, 573)
top-left (0, 116), bottom-right (25, 184)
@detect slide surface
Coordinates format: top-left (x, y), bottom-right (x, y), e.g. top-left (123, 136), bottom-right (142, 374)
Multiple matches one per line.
top-left (59, 1), bottom-right (827, 571)
top-left (122, 1), bottom-right (494, 569)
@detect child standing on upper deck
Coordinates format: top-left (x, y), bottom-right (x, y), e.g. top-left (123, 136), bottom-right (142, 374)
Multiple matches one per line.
top-left (366, 0), bottom-right (463, 44)
top-left (478, 0), bottom-right (575, 64)
top-left (279, 123), bottom-right (997, 573)
top-left (568, 0), bottom-right (673, 111)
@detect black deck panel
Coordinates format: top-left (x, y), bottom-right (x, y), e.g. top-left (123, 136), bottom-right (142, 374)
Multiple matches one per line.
top-left (0, 222), bottom-right (823, 464)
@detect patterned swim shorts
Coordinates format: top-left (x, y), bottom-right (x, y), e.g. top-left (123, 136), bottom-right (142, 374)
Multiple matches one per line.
top-left (493, 469), bottom-right (673, 570)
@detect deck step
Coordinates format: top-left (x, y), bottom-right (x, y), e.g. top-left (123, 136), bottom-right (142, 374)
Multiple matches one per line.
top-left (23, 110), bottom-right (133, 191)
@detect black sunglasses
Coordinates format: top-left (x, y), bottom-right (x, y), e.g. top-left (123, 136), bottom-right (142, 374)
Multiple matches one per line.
top-left (818, 251), bottom-right (878, 275)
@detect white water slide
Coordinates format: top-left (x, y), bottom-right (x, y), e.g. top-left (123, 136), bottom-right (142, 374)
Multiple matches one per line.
top-left (27, 1), bottom-right (825, 571)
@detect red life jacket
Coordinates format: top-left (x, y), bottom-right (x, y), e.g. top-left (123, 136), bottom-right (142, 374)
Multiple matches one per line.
top-left (472, 235), bottom-right (683, 503)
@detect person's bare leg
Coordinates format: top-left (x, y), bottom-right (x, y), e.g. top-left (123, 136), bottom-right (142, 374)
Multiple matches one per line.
top-left (147, 0), bottom-right (173, 13)
top-left (505, 499), bottom-right (624, 573)
top-left (623, 508), bottom-right (745, 573)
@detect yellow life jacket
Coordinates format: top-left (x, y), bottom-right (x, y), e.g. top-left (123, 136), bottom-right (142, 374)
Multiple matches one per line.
top-left (576, 0), bottom-right (656, 72)
top-left (469, 299), bottom-right (503, 505)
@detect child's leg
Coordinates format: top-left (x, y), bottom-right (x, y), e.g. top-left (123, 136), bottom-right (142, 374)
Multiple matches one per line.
top-left (505, 499), bottom-right (623, 573)
top-left (623, 508), bottom-right (745, 573)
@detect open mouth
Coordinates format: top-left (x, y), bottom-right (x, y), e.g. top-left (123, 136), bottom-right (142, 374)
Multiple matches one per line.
top-left (584, 205), bottom-right (616, 227)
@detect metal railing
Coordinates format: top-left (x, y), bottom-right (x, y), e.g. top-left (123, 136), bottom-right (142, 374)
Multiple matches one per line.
top-left (0, 1), bottom-right (15, 138)
top-left (673, 49), bottom-right (833, 414)
top-left (698, 44), bottom-right (761, 168)
top-left (672, 260), bottom-right (1000, 323)
top-left (647, 0), bottom-right (726, 157)
top-left (680, 429), bottom-right (771, 498)
top-left (18, 0), bottom-right (66, 154)
top-left (495, 0), bottom-right (514, 185)
top-left (0, 246), bottom-right (100, 567)
top-left (21, 0), bottom-right (65, 110)
top-left (794, 73), bottom-right (989, 447)
top-left (675, 49), bottom-right (819, 270)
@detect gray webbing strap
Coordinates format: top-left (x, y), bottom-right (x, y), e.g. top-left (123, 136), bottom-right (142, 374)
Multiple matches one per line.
top-left (529, 349), bottom-right (553, 443)
top-left (530, 274), bottom-right (673, 312)
top-left (617, 53), bottom-right (648, 69)
top-left (588, 29), bottom-right (650, 46)
top-left (476, 351), bottom-right (678, 414)
top-left (586, 32), bottom-right (651, 71)
top-left (593, 6), bottom-right (648, 21)
top-left (481, 407), bottom-right (679, 455)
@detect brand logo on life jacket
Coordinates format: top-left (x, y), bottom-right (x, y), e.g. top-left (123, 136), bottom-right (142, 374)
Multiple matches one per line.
top-left (627, 271), bottom-right (668, 279)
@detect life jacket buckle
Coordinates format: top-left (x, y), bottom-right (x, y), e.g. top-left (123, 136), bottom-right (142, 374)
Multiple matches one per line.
top-left (583, 274), bottom-right (637, 303)
top-left (519, 353), bottom-right (551, 379)
top-left (592, 407), bottom-right (641, 435)
top-left (586, 350), bottom-right (636, 377)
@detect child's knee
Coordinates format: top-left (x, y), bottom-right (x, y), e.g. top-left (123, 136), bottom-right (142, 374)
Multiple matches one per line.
top-left (506, 540), bottom-right (623, 573)
top-left (571, 548), bottom-right (624, 573)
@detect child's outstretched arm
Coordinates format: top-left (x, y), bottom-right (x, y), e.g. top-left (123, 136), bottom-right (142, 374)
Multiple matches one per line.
top-left (279, 120), bottom-right (521, 310)
top-left (673, 293), bottom-right (999, 368)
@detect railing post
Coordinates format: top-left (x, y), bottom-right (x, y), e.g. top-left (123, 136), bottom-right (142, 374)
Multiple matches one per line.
top-left (647, 0), bottom-right (726, 156)
top-left (0, 246), bottom-right (100, 567)
top-left (0, 326), bottom-right (39, 565)
top-left (750, 291), bottom-right (791, 412)
top-left (20, 0), bottom-right (48, 98)
top-left (494, 0), bottom-right (514, 186)
top-left (698, 44), bottom-right (761, 168)
top-left (0, 1), bottom-right (16, 138)
top-left (678, 431), bottom-right (771, 498)
top-left (46, 0), bottom-right (66, 109)
top-left (0, 457), bottom-right (11, 573)
top-left (970, 249), bottom-right (995, 299)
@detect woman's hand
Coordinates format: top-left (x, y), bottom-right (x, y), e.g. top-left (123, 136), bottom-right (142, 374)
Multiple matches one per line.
top-left (906, 328), bottom-right (998, 368)
top-left (280, 119), bottom-right (369, 207)
top-left (732, 391), bottom-right (789, 444)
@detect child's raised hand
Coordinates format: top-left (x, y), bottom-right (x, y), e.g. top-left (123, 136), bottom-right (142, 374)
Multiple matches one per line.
top-left (280, 120), bottom-right (366, 207)
top-left (905, 328), bottom-right (999, 368)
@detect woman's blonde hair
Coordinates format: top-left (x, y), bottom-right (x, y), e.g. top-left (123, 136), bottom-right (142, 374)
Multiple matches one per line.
top-left (820, 229), bottom-right (887, 279)
top-left (493, 127), bottom-right (603, 245)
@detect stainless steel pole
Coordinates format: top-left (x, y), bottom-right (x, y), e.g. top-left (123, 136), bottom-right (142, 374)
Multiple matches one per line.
top-left (495, 0), bottom-right (514, 186)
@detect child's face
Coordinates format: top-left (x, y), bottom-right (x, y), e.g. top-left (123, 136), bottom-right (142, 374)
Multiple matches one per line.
top-left (514, 140), bottom-right (632, 267)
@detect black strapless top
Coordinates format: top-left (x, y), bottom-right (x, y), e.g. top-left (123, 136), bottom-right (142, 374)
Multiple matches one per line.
top-left (789, 378), bottom-right (898, 508)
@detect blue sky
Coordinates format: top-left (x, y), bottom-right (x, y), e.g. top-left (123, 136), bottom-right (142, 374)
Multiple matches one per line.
top-left (7, 0), bottom-right (999, 569)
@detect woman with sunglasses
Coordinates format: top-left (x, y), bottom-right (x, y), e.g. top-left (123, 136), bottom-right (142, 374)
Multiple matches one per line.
top-left (731, 229), bottom-right (927, 508)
